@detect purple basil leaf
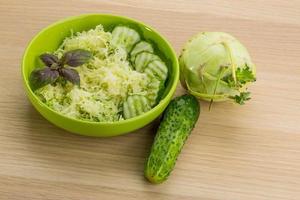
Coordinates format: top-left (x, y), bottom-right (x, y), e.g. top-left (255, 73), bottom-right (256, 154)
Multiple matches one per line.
top-left (40, 53), bottom-right (59, 67)
top-left (30, 67), bottom-right (59, 90)
top-left (61, 68), bottom-right (80, 86)
top-left (61, 49), bottom-right (92, 67)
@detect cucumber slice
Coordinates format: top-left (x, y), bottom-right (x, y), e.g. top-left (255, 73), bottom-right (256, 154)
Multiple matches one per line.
top-left (133, 95), bottom-right (144, 115)
top-left (127, 95), bottom-right (137, 117)
top-left (123, 95), bottom-right (151, 119)
top-left (130, 41), bottom-right (154, 62)
top-left (156, 83), bottom-right (166, 105)
top-left (111, 26), bottom-right (141, 52)
top-left (123, 101), bottom-right (131, 119)
top-left (134, 52), bottom-right (160, 72)
top-left (147, 79), bottom-right (161, 106)
top-left (140, 95), bottom-right (151, 112)
top-left (144, 60), bottom-right (168, 82)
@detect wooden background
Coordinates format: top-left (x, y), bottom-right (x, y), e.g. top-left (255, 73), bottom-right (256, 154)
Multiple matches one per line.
top-left (1, 0), bottom-right (300, 199)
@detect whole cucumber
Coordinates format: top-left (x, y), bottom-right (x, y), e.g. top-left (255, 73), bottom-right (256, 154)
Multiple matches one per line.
top-left (145, 94), bottom-right (200, 183)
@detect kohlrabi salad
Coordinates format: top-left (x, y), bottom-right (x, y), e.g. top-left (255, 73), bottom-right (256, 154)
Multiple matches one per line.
top-left (30, 25), bottom-right (168, 122)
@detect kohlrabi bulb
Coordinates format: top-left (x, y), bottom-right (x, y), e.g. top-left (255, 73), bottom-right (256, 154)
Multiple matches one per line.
top-left (179, 32), bottom-right (256, 104)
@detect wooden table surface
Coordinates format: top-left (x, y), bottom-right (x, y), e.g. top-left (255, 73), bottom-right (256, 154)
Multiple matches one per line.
top-left (1, 0), bottom-right (300, 199)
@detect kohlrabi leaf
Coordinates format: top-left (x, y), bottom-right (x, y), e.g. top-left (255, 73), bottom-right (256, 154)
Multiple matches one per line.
top-left (60, 68), bottom-right (80, 86)
top-left (222, 65), bottom-right (256, 88)
top-left (39, 53), bottom-right (59, 67)
top-left (61, 49), bottom-right (92, 67)
top-left (30, 67), bottom-right (59, 90)
top-left (230, 92), bottom-right (251, 105)
top-left (236, 65), bottom-right (256, 84)
top-left (222, 74), bottom-right (236, 88)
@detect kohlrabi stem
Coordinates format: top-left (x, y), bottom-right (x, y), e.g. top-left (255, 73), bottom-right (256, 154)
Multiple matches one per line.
top-left (209, 67), bottom-right (226, 110)
top-left (198, 64), bottom-right (208, 94)
top-left (221, 41), bottom-right (237, 85)
top-left (185, 80), bottom-right (228, 100)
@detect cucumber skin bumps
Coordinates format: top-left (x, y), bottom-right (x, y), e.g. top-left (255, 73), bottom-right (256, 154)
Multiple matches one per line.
top-left (145, 94), bottom-right (200, 184)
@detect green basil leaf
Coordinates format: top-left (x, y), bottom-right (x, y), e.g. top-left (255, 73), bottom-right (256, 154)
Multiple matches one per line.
top-left (40, 54), bottom-right (59, 67)
top-left (61, 68), bottom-right (80, 86)
top-left (61, 49), bottom-right (92, 67)
top-left (30, 68), bottom-right (59, 90)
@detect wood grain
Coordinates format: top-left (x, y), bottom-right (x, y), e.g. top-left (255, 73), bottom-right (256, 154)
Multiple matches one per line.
top-left (0, 0), bottom-right (300, 199)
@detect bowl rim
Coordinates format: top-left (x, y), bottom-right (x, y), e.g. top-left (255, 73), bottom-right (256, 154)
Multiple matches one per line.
top-left (22, 13), bottom-right (179, 125)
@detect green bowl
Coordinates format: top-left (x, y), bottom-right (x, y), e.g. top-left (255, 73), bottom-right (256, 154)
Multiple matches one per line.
top-left (22, 14), bottom-right (179, 137)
